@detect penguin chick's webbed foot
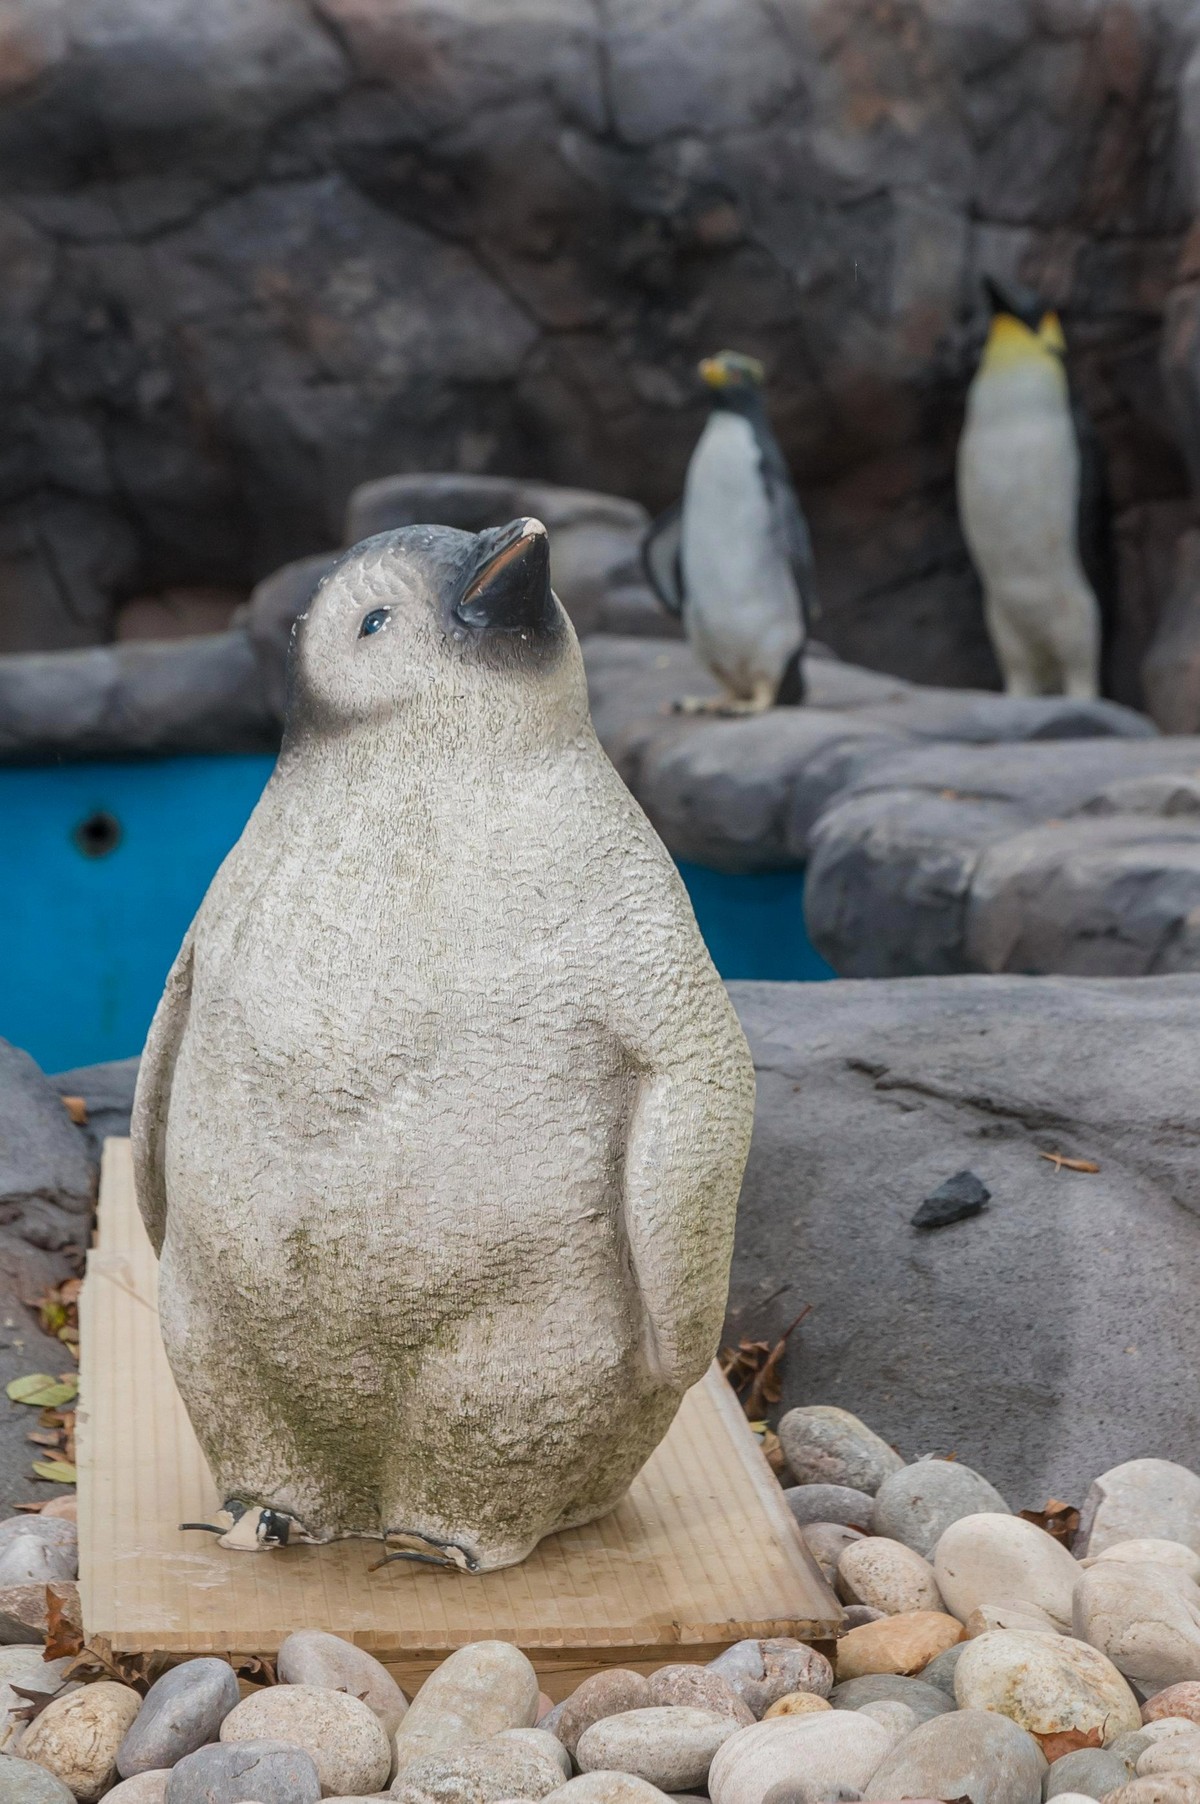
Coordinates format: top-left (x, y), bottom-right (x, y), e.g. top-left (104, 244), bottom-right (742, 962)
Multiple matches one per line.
top-left (180, 1498), bottom-right (320, 1551)
top-left (369, 1527), bottom-right (480, 1573)
top-left (672, 680), bottom-right (775, 717)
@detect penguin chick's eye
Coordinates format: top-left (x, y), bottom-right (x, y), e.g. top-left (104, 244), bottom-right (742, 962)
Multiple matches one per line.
top-left (358, 608), bottom-right (392, 639)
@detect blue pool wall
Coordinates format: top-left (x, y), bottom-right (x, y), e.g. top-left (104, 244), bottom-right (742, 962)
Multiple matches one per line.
top-left (3, 755), bottom-right (832, 1073)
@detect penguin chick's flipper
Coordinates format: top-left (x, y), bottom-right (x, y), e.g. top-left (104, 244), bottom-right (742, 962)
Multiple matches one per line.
top-left (672, 679), bottom-right (776, 717)
top-left (131, 929), bottom-right (195, 1256)
top-left (774, 645), bottom-right (806, 707)
top-left (369, 1528), bottom-right (480, 1573)
top-left (180, 1499), bottom-right (320, 1551)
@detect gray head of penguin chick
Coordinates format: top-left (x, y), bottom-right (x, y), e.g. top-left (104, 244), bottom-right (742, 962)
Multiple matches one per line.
top-left (284, 516), bottom-right (589, 755)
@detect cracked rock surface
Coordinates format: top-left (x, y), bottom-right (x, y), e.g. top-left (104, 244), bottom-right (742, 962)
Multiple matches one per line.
top-left (727, 974), bottom-right (1200, 1506)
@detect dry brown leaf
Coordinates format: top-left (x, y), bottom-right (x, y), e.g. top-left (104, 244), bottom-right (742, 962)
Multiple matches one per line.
top-left (43, 1587), bottom-right (83, 1662)
top-left (10, 1683), bottom-right (63, 1724)
top-left (1019, 1498), bottom-right (1081, 1547)
top-left (720, 1307), bottom-right (812, 1422)
top-left (59, 1096), bottom-right (88, 1126)
top-left (1036, 1726), bottom-right (1102, 1762)
top-left (1039, 1152), bottom-right (1101, 1174)
top-left (760, 1428), bottom-right (787, 1476)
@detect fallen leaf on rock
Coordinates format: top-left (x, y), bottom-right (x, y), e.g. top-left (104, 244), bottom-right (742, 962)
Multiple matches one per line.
top-left (31, 1461), bottom-right (76, 1485)
top-left (43, 1586), bottom-right (83, 1661)
top-left (1036, 1726), bottom-right (1103, 1762)
top-left (10, 1684), bottom-right (62, 1724)
top-left (59, 1096), bottom-right (87, 1126)
top-left (6, 1374), bottom-right (76, 1408)
top-left (1018, 1498), bottom-right (1080, 1546)
top-left (1039, 1152), bottom-right (1100, 1173)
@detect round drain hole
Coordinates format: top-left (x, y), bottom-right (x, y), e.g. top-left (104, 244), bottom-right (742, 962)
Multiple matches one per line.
top-left (72, 810), bottom-right (122, 858)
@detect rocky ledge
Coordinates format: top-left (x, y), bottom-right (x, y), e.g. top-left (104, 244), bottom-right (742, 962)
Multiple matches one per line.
top-left (584, 640), bottom-right (1154, 875)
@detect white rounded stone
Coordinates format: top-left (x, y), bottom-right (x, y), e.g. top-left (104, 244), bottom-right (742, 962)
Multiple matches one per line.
top-left (576, 1708), bottom-right (738, 1791)
top-left (953, 1629), bottom-right (1140, 1744)
top-left (1073, 1561), bottom-right (1200, 1691)
top-left (872, 1459), bottom-right (1012, 1559)
top-left (707, 1710), bottom-right (893, 1804)
top-left (221, 1683), bottom-right (391, 1796)
top-left (1088, 1543), bottom-right (1200, 1581)
top-left (546, 1777), bottom-right (674, 1804)
top-left (393, 1642), bottom-right (539, 1773)
top-left (837, 1538), bottom-right (943, 1616)
top-left (964, 1600), bottom-right (1062, 1637)
top-left (1080, 1464), bottom-right (1200, 1558)
top-left (277, 1628), bottom-right (409, 1738)
top-left (1143, 1722), bottom-right (1200, 1744)
top-left (495, 1728), bottom-right (573, 1780)
top-left (390, 1735), bottom-right (564, 1803)
top-left (18, 1680), bottom-right (141, 1802)
top-left (934, 1514), bottom-right (1083, 1630)
top-left (854, 1699), bottom-right (918, 1744)
top-left (1139, 1737), bottom-right (1200, 1778)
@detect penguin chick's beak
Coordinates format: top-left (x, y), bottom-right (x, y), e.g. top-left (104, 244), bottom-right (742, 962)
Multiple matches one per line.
top-left (453, 518), bottom-right (557, 636)
top-left (699, 356), bottom-right (730, 388)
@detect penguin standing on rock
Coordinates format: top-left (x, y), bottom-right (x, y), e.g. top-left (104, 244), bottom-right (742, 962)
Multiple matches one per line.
top-left (642, 350), bottom-right (816, 714)
top-left (132, 517), bottom-right (755, 1572)
top-left (957, 280), bottom-right (1101, 699)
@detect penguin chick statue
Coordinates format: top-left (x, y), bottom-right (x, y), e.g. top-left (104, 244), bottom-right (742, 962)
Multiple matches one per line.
top-left (642, 350), bottom-right (816, 713)
top-left (957, 281), bottom-right (1101, 698)
top-left (132, 518), bottom-right (756, 1573)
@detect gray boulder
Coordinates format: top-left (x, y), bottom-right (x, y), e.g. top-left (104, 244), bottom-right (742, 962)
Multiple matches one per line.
top-left (48, 1059), bottom-right (140, 1165)
top-left (1044, 1748), bottom-right (1135, 1800)
top-left (827, 1675), bottom-right (955, 1722)
top-left (805, 737), bottom-right (1200, 977)
top-left (584, 638), bottom-right (1152, 875)
top-left (862, 1708), bottom-right (1046, 1804)
top-left (726, 974), bottom-right (1200, 1507)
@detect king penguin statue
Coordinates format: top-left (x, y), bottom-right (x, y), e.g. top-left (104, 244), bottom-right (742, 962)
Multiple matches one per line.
top-left (957, 280), bottom-right (1101, 698)
top-left (642, 350), bottom-right (816, 714)
top-left (132, 517), bottom-right (756, 1573)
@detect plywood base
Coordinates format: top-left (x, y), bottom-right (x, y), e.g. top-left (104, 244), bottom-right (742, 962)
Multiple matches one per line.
top-left (79, 1141), bottom-right (841, 1689)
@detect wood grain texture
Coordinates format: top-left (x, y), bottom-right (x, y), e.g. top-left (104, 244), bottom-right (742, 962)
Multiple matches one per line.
top-left (79, 1139), bottom-right (841, 1662)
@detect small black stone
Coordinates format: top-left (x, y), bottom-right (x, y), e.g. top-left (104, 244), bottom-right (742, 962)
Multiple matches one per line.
top-left (911, 1169), bottom-right (991, 1230)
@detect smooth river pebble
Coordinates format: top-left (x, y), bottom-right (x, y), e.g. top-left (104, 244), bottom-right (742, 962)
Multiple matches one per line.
top-left (277, 1629), bottom-right (409, 1738)
top-left (646, 1666), bottom-right (753, 1724)
top-left (1074, 1561), bottom-right (1200, 1691)
top-left (835, 1610), bottom-right (964, 1679)
top-left (19, 1680), bottom-right (141, 1802)
top-left (389, 1733), bottom-right (564, 1802)
top-left (954, 1629), bottom-right (1140, 1746)
top-left (708, 1640), bottom-right (833, 1716)
top-left (117, 1658), bottom-right (240, 1776)
top-left (221, 1684), bottom-right (391, 1796)
top-left (1079, 1463), bottom-right (1200, 1558)
top-left (863, 1706), bottom-right (1047, 1804)
top-left (708, 1711), bottom-right (894, 1804)
top-left (836, 1538), bottom-right (944, 1615)
top-left (776, 1408), bottom-right (905, 1495)
top-left (557, 1672), bottom-right (651, 1757)
top-left (165, 1739), bottom-right (322, 1804)
top-left (577, 1707), bottom-right (740, 1791)
top-left (934, 1514), bottom-right (1081, 1631)
top-left (393, 1641), bottom-right (539, 1772)
top-left (872, 1458), bottom-right (1011, 1559)
top-left (784, 1487), bottom-right (875, 1531)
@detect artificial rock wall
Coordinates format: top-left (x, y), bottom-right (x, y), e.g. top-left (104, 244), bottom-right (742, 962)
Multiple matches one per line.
top-left (3, 0), bottom-right (1200, 701)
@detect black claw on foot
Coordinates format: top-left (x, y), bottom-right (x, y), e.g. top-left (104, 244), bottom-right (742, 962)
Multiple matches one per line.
top-left (180, 1498), bottom-right (317, 1551)
top-left (370, 1528), bottom-right (479, 1574)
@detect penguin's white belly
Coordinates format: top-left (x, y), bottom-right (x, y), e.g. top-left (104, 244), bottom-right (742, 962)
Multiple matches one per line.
top-left (959, 408), bottom-right (1082, 601)
top-left (681, 413), bottom-right (803, 695)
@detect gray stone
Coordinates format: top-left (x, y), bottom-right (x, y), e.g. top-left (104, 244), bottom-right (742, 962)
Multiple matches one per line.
top-left (872, 1458), bottom-right (1010, 1558)
top-left (828, 1676), bottom-right (955, 1723)
top-left (165, 1740), bottom-right (321, 1804)
top-left (388, 1734), bottom-right (564, 1803)
top-left (802, 1525), bottom-right (865, 1585)
top-left (105, 1778), bottom-right (173, 1804)
top-left (557, 1673), bottom-right (652, 1758)
top-left (117, 1658), bottom-right (241, 1777)
top-left (0, 1757), bottom-right (76, 1802)
top-left (783, 1489), bottom-right (875, 1532)
top-left (707, 1642), bottom-right (833, 1718)
top-left (840, 1608), bottom-right (886, 1632)
top-left (1045, 1749), bottom-right (1136, 1800)
top-left (1109, 1734), bottom-right (1157, 1769)
top-left (777, 1410), bottom-right (904, 1497)
top-left (576, 1709), bottom-right (739, 1792)
top-left (1073, 1562), bottom-right (1200, 1691)
top-left (919, 1644), bottom-right (966, 1698)
top-left (862, 1707), bottom-right (1047, 1804)
top-left (707, 1713), bottom-right (894, 1804)
top-left (0, 1538), bottom-right (74, 1588)
top-left (724, 975), bottom-right (1200, 1507)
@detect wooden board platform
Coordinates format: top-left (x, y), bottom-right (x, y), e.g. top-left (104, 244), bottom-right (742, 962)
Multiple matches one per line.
top-left (79, 1140), bottom-right (840, 1694)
